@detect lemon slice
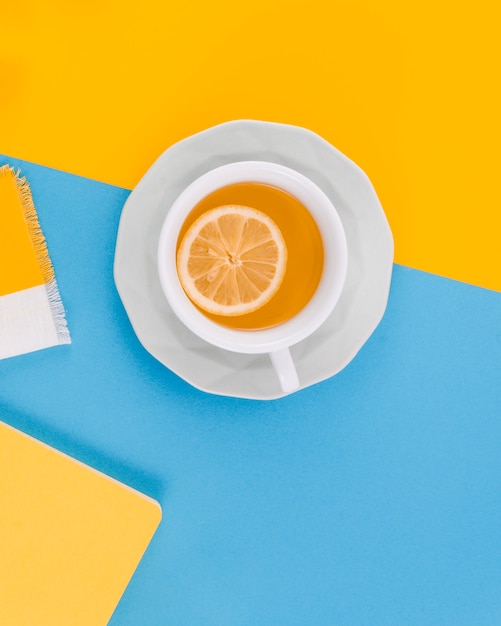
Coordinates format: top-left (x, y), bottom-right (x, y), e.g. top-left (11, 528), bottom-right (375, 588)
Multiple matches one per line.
top-left (177, 205), bottom-right (287, 316)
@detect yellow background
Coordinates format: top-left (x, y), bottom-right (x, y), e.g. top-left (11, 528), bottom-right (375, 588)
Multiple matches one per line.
top-left (1, 0), bottom-right (499, 291)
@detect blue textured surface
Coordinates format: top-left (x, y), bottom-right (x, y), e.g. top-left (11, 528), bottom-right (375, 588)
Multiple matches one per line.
top-left (1, 154), bottom-right (501, 625)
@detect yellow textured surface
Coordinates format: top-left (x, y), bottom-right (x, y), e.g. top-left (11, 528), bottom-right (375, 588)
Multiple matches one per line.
top-left (0, 421), bottom-right (161, 626)
top-left (0, 1), bottom-right (499, 290)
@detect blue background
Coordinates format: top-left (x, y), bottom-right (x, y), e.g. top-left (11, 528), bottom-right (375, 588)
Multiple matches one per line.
top-left (1, 155), bottom-right (501, 625)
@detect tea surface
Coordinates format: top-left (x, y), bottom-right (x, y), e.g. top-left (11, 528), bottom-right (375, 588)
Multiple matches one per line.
top-left (176, 182), bottom-right (324, 330)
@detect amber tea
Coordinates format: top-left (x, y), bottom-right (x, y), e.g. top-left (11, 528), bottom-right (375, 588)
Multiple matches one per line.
top-left (175, 182), bottom-right (324, 330)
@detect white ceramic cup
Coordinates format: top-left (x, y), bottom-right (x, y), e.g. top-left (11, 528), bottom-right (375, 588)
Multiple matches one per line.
top-left (157, 161), bottom-right (348, 394)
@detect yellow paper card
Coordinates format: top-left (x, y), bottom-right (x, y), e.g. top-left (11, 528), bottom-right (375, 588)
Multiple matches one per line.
top-left (0, 421), bottom-right (162, 626)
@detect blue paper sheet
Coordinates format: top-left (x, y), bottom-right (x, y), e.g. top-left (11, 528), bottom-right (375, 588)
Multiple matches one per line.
top-left (1, 154), bottom-right (500, 626)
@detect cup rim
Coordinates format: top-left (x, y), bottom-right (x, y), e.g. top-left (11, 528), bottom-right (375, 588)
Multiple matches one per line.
top-left (157, 161), bottom-right (348, 353)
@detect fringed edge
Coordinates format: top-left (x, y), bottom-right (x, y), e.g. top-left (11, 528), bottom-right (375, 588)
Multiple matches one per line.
top-left (45, 278), bottom-right (71, 344)
top-left (0, 164), bottom-right (71, 344)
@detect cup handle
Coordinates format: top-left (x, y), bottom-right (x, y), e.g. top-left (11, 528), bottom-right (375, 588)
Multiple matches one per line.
top-left (269, 348), bottom-right (300, 394)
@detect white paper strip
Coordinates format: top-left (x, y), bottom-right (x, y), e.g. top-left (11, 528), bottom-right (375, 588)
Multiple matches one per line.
top-left (0, 283), bottom-right (70, 359)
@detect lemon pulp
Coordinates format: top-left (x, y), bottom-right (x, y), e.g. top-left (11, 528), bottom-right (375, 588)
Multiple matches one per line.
top-left (176, 205), bottom-right (287, 317)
